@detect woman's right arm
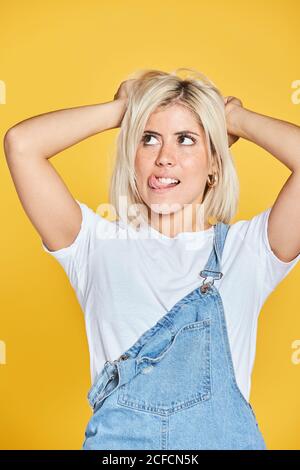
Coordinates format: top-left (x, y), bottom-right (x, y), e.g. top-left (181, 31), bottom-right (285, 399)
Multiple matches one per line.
top-left (3, 98), bottom-right (128, 252)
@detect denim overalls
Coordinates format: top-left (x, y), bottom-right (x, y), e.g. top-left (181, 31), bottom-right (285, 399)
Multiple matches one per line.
top-left (82, 220), bottom-right (267, 450)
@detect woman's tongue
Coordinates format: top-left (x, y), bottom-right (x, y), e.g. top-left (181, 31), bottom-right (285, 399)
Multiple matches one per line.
top-left (149, 175), bottom-right (179, 189)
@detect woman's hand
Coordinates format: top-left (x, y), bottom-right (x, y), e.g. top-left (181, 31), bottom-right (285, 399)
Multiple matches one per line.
top-left (113, 79), bottom-right (137, 101)
top-left (223, 96), bottom-right (244, 147)
top-left (112, 79), bottom-right (138, 127)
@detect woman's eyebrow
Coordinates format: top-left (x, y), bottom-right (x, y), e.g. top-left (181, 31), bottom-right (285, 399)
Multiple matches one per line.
top-left (143, 129), bottom-right (200, 136)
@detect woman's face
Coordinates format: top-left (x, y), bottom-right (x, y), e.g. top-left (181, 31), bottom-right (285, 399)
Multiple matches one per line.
top-left (135, 103), bottom-right (212, 220)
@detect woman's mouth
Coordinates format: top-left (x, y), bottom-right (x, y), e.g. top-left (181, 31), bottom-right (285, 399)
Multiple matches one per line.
top-left (148, 175), bottom-right (181, 193)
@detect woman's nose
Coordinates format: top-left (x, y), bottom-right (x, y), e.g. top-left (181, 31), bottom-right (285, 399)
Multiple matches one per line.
top-left (155, 146), bottom-right (177, 166)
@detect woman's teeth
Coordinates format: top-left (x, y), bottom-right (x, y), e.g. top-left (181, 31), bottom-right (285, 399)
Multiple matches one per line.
top-left (148, 175), bottom-right (181, 190)
top-left (157, 177), bottom-right (179, 184)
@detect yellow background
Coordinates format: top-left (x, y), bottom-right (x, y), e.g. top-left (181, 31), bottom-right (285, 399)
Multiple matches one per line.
top-left (1, 0), bottom-right (300, 450)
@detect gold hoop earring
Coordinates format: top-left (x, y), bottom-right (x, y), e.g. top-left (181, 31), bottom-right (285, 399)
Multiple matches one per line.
top-left (207, 173), bottom-right (217, 188)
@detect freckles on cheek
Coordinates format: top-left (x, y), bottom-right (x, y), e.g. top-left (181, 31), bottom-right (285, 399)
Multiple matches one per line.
top-left (134, 157), bottom-right (142, 178)
top-left (135, 162), bottom-right (148, 187)
top-left (182, 162), bottom-right (202, 179)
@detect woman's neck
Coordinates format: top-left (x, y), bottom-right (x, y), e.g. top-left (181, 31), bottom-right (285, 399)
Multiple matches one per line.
top-left (147, 206), bottom-right (213, 238)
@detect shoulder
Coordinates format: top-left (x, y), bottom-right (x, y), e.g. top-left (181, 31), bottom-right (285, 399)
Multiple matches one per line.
top-left (222, 206), bottom-right (300, 294)
top-left (226, 206), bottom-right (271, 248)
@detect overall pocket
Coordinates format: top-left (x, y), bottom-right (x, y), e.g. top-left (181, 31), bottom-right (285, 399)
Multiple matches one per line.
top-left (117, 319), bottom-right (211, 415)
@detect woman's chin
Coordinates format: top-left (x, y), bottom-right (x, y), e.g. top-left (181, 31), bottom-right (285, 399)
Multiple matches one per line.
top-left (146, 201), bottom-right (184, 216)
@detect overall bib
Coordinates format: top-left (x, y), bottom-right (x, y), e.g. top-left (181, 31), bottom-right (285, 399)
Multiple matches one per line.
top-left (82, 221), bottom-right (267, 450)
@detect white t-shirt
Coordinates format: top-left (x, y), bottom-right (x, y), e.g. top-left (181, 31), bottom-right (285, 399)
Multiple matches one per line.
top-left (41, 199), bottom-right (300, 402)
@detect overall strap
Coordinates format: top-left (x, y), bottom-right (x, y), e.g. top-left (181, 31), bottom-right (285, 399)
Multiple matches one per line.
top-left (199, 221), bottom-right (231, 290)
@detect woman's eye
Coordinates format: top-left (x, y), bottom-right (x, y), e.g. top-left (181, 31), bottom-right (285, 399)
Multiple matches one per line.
top-left (142, 134), bottom-right (158, 145)
top-left (142, 134), bottom-right (195, 146)
top-left (178, 134), bottom-right (195, 145)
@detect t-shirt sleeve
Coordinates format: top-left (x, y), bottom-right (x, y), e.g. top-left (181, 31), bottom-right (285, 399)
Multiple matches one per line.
top-left (239, 206), bottom-right (300, 297)
top-left (41, 199), bottom-right (100, 303)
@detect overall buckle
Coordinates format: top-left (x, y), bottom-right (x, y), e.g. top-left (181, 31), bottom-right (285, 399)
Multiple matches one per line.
top-left (199, 270), bottom-right (223, 293)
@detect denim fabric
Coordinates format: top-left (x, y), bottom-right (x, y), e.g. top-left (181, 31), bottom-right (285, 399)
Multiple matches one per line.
top-left (82, 221), bottom-right (267, 450)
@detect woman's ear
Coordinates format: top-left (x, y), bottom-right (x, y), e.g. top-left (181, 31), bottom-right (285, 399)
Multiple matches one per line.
top-left (208, 156), bottom-right (218, 176)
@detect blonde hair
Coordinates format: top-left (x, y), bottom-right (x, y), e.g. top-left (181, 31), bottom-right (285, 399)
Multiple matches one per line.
top-left (108, 67), bottom-right (239, 228)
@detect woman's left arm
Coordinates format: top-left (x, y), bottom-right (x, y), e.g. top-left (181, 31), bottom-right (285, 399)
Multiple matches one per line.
top-left (226, 100), bottom-right (300, 263)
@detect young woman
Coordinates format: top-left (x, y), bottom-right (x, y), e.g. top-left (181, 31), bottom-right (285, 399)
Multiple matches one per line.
top-left (4, 68), bottom-right (300, 450)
